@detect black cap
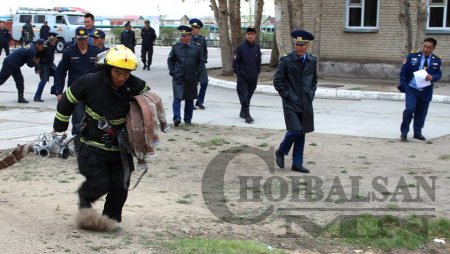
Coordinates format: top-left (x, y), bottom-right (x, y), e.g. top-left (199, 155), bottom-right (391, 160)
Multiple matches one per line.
top-left (124, 21), bottom-right (131, 27)
top-left (91, 29), bottom-right (105, 39)
top-left (189, 18), bottom-right (203, 28)
top-left (290, 30), bottom-right (314, 44)
top-left (35, 39), bottom-right (47, 47)
top-left (144, 20), bottom-right (150, 24)
top-left (75, 26), bottom-right (89, 39)
top-left (246, 26), bottom-right (257, 33)
top-left (177, 25), bottom-right (192, 36)
top-left (47, 32), bottom-right (58, 38)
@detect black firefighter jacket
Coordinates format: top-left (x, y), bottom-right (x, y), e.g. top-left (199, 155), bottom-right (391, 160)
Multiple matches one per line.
top-left (167, 42), bottom-right (203, 100)
top-left (273, 51), bottom-right (317, 133)
top-left (54, 69), bottom-right (149, 151)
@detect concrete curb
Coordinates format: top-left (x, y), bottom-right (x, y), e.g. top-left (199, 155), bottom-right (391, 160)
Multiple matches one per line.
top-left (208, 77), bottom-right (450, 104)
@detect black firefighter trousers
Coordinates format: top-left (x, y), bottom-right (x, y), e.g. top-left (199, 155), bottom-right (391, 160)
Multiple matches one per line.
top-left (77, 143), bottom-right (134, 222)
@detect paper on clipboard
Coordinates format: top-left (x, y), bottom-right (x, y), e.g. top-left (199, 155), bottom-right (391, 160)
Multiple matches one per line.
top-left (413, 69), bottom-right (431, 88)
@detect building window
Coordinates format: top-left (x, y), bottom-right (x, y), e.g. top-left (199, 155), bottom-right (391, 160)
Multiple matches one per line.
top-left (428, 0), bottom-right (449, 29)
top-left (346, 0), bottom-right (379, 29)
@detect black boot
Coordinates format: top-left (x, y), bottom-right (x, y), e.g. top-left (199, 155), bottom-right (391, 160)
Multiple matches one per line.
top-left (239, 106), bottom-right (245, 118)
top-left (18, 93), bottom-right (29, 103)
top-left (243, 106), bottom-right (254, 124)
top-left (142, 63), bottom-right (147, 70)
top-left (147, 65), bottom-right (150, 70)
top-left (78, 194), bottom-right (92, 209)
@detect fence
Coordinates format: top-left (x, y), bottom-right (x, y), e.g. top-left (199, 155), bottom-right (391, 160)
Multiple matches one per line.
top-left (107, 36), bottom-right (274, 49)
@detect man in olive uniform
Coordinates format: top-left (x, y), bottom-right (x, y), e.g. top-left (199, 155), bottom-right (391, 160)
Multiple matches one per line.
top-left (189, 18), bottom-right (208, 109)
top-left (167, 25), bottom-right (203, 126)
top-left (21, 18), bottom-right (34, 46)
top-left (53, 45), bottom-right (149, 230)
top-left (274, 30), bottom-right (317, 174)
top-left (140, 20), bottom-right (156, 70)
top-left (233, 26), bottom-right (262, 124)
top-left (120, 21), bottom-right (136, 53)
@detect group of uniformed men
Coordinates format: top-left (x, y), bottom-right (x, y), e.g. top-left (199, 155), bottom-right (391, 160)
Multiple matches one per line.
top-left (0, 11), bottom-right (442, 231)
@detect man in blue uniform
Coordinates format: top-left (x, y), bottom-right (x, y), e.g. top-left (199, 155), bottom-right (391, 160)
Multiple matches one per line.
top-left (399, 37), bottom-right (442, 141)
top-left (0, 22), bottom-right (11, 56)
top-left (52, 26), bottom-right (101, 150)
top-left (190, 18), bottom-right (209, 110)
top-left (53, 45), bottom-right (149, 230)
top-left (34, 32), bottom-right (58, 102)
top-left (233, 26), bottom-right (262, 124)
top-left (140, 20), bottom-right (156, 70)
top-left (167, 25), bottom-right (203, 126)
top-left (0, 39), bottom-right (46, 103)
top-left (120, 21), bottom-right (136, 53)
top-left (91, 29), bottom-right (108, 52)
top-left (274, 30), bottom-right (317, 174)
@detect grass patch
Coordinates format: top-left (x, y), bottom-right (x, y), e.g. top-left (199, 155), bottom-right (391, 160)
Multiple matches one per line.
top-left (196, 138), bottom-right (230, 148)
top-left (438, 154), bottom-right (450, 160)
top-left (323, 215), bottom-right (450, 251)
top-left (309, 142), bottom-right (317, 146)
top-left (258, 143), bottom-right (269, 147)
top-left (164, 238), bottom-right (286, 254)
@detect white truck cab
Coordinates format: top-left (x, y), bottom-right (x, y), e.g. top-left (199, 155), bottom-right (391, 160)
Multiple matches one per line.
top-left (12, 7), bottom-right (85, 52)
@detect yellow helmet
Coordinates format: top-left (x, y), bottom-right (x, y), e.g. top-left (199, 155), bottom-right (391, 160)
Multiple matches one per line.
top-left (96, 45), bottom-right (138, 70)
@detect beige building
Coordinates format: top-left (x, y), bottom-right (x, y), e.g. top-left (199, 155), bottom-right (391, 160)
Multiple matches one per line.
top-left (298, 0), bottom-right (449, 81)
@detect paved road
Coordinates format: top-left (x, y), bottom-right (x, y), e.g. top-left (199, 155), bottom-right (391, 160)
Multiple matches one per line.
top-left (0, 46), bottom-right (449, 149)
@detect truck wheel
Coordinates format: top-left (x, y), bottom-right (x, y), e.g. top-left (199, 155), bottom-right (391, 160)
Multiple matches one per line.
top-left (56, 39), bottom-right (66, 53)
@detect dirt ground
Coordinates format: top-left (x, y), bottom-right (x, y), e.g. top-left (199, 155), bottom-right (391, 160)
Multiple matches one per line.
top-left (1, 123), bottom-right (450, 254)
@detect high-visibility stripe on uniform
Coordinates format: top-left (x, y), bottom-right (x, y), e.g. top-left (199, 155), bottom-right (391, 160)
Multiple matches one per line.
top-left (80, 137), bottom-right (120, 151)
top-left (85, 105), bottom-right (126, 125)
top-left (139, 83), bottom-right (149, 94)
top-left (84, 105), bottom-right (102, 120)
top-left (55, 111), bottom-right (70, 122)
top-left (66, 87), bottom-right (79, 104)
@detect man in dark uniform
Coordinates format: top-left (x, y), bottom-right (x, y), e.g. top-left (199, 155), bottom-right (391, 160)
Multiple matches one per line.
top-left (39, 20), bottom-right (50, 40)
top-left (120, 21), bottom-right (136, 53)
top-left (274, 30), bottom-right (317, 174)
top-left (167, 25), bottom-right (203, 126)
top-left (189, 18), bottom-right (209, 110)
top-left (91, 29), bottom-right (108, 52)
top-left (53, 45), bottom-right (149, 230)
top-left (21, 18), bottom-right (34, 46)
top-left (34, 32), bottom-right (58, 102)
top-left (0, 22), bottom-right (11, 56)
top-left (233, 26), bottom-right (262, 124)
top-left (0, 39), bottom-right (46, 103)
top-left (140, 20), bottom-right (156, 70)
top-left (52, 26), bottom-right (101, 150)
top-left (398, 38), bottom-right (442, 141)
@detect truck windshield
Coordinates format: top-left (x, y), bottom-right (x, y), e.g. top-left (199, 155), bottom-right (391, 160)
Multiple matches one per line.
top-left (66, 15), bottom-right (84, 25)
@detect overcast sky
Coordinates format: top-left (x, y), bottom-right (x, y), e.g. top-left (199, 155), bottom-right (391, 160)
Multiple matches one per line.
top-left (0, 0), bottom-right (275, 18)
